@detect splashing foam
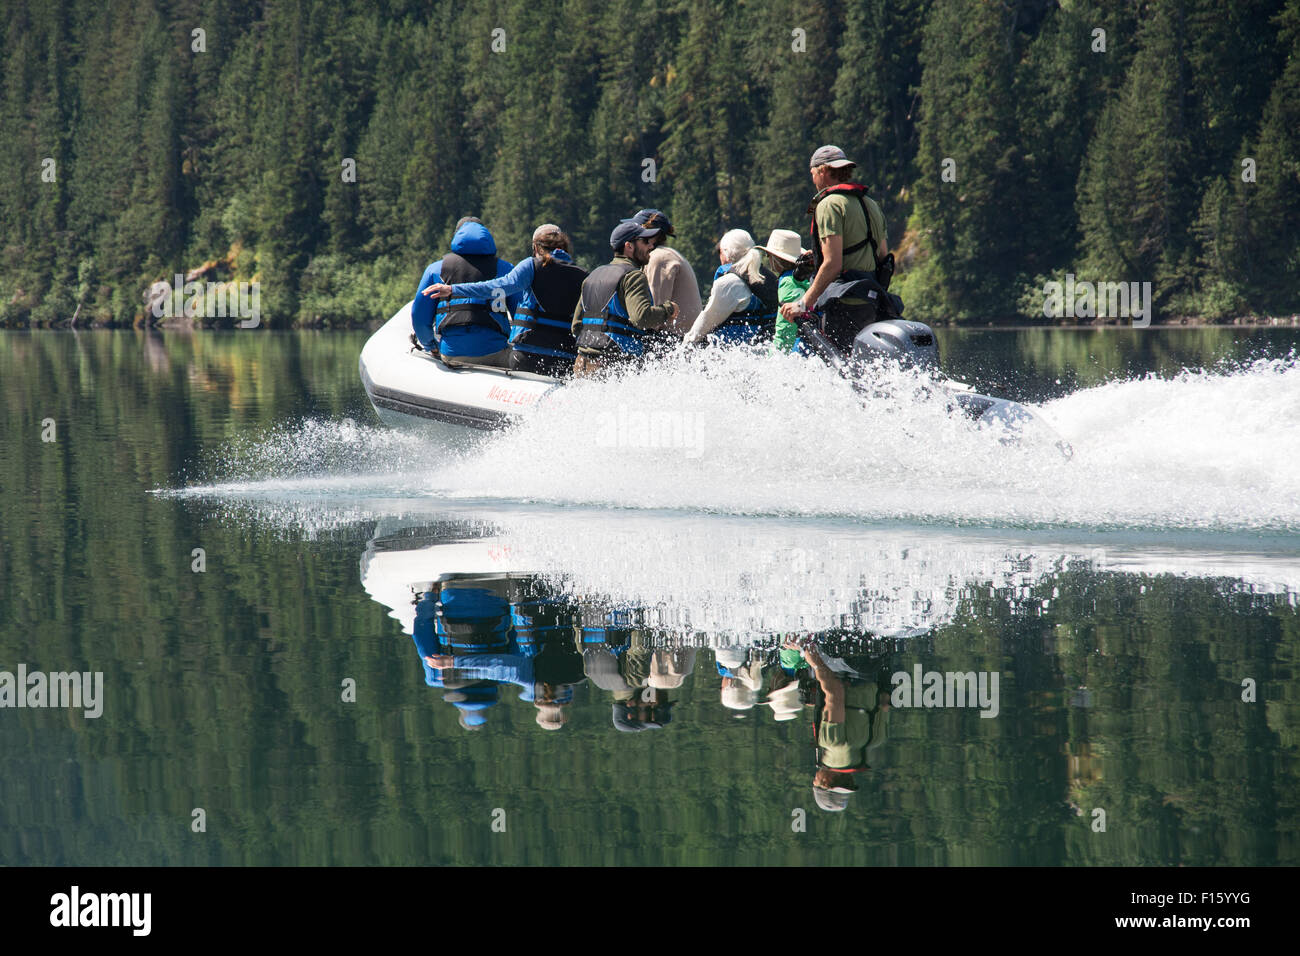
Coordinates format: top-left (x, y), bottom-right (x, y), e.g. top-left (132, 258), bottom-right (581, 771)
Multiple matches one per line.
top-left (432, 349), bottom-right (1300, 531)
top-left (176, 351), bottom-right (1300, 532)
top-left (177, 417), bottom-right (440, 495)
top-left (361, 511), bottom-right (1300, 642)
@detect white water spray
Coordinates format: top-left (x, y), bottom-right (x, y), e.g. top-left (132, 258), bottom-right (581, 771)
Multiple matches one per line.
top-left (175, 351), bottom-right (1300, 532)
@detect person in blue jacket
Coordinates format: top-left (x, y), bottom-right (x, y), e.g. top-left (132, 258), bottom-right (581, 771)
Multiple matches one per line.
top-left (423, 224), bottom-right (588, 377)
top-left (413, 575), bottom-right (585, 731)
top-left (412, 576), bottom-right (518, 730)
top-left (411, 217), bottom-right (520, 367)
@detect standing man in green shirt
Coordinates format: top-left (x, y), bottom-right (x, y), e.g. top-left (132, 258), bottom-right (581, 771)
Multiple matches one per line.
top-left (780, 145), bottom-right (889, 353)
top-left (788, 636), bottom-right (891, 813)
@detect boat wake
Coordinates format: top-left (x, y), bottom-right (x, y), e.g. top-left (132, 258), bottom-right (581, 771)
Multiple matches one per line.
top-left (167, 349), bottom-right (1300, 533)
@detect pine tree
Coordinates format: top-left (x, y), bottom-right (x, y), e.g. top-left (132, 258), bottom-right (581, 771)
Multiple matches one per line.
top-left (1010, 1), bottom-right (1098, 286)
top-left (909, 0), bottom-right (1021, 317)
top-left (1, 0), bottom-right (1296, 325)
top-left (751, 0), bottom-right (832, 237)
top-left (1191, 175), bottom-right (1252, 318)
top-left (1247, 0), bottom-right (1300, 310)
top-left (660, 0), bottom-right (765, 270)
top-left (830, 0), bottom-right (928, 234)
top-left (534, 0), bottom-right (607, 254)
top-left (1076, 2), bottom-right (1196, 309)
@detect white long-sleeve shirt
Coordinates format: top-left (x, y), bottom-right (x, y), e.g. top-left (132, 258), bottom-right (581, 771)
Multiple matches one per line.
top-left (684, 272), bottom-right (753, 343)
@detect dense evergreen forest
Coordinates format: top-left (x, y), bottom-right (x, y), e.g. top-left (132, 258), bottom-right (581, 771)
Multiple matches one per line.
top-left (1, 0), bottom-right (1297, 328)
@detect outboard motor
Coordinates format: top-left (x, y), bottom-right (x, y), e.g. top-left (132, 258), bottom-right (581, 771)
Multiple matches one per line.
top-left (852, 320), bottom-right (940, 370)
top-left (795, 310), bottom-right (1075, 460)
top-left (841, 318), bottom-right (1073, 459)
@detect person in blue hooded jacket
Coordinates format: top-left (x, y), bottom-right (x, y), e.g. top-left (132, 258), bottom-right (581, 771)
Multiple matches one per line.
top-left (412, 576), bottom-right (523, 731)
top-left (411, 217), bottom-right (521, 367)
top-left (423, 224), bottom-right (588, 377)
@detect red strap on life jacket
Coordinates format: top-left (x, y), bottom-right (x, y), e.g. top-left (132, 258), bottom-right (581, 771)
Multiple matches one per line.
top-left (807, 183), bottom-right (869, 239)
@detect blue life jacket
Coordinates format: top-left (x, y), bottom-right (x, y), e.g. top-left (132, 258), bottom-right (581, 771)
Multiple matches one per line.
top-left (575, 607), bottom-right (638, 651)
top-left (510, 251), bottom-right (586, 370)
top-left (575, 261), bottom-right (643, 357)
top-left (437, 252), bottom-right (506, 338)
top-left (435, 584), bottom-right (513, 653)
top-left (711, 263), bottom-right (780, 346)
top-left (512, 598), bottom-right (573, 651)
top-left (411, 221), bottom-right (513, 357)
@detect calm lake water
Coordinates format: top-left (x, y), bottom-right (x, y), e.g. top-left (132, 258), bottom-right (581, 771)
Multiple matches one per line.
top-left (2, 326), bottom-right (1298, 866)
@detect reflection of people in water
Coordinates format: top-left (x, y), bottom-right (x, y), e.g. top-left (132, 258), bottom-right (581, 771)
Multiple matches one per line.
top-left (787, 636), bottom-right (891, 812)
top-left (512, 579), bottom-right (586, 730)
top-left (577, 608), bottom-right (686, 732)
top-left (649, 646), bottom-right (697, 691)
top-left (411, 575), bottom-right (588, 730)
top-left (762, 640), bottom-right (810, 721)
top-left (612, 687), bottom-right (675, 733)
top-left (715, 646), bottom-right (765, 712)
top-left (439, 679), bottom-right (501, 731)
top-left (412, 578), bottom-right (512, 729)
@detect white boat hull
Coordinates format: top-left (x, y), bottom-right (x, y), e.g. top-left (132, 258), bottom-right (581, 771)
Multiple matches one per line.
top-left (359, 304), bottom-right (562, 434)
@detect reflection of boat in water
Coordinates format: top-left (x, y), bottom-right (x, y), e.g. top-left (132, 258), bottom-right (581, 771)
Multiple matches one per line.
top-left (362, 526), bottom-right (526, 636)
top-left (360, 516), bottom-right (964, 643)
top-left (362, 527), bottom-right (590, 730)
top-left (314, 503), bottom-right (1300, 841)
top-left (355, 510), bottom-right (1300, 779)
top-left (361, 511), bottom-right (1300, 647)
top-left (360, 519), bottom-right (864, 735)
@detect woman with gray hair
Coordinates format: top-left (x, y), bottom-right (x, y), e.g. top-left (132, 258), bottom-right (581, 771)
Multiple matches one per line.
top-left (683, 228), bottom-right (780, 346)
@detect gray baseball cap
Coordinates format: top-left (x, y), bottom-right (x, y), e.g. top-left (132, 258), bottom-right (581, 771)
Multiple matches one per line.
top-left (809, 145), bottom-right (856, 170)
top-left (532, 223), bottom-right (562, 242)
top-left (813, 786), bottom-right (851, 812)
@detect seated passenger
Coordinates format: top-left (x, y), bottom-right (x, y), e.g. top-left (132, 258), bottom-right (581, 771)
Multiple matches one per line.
top-left (411, 216), bottom-right (519, 367)
top-left (570, 220), bottom-right (678, 377)
top-left (754, 229), bottom-right (810, 353)
top-left (683, 229), bottom-right (779, 346)
top-left (424, 224), bottom-right (587, 377)
top-left (715, 646), bottom-right (764, 712)
top-left (634, 209), bottom-right (702, 337)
